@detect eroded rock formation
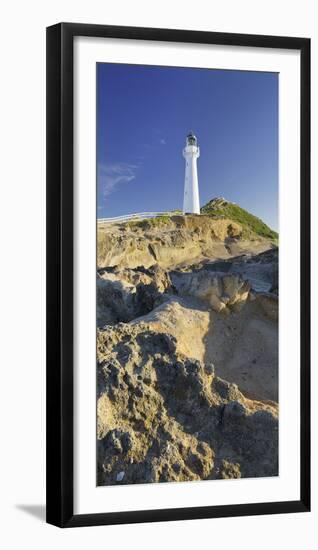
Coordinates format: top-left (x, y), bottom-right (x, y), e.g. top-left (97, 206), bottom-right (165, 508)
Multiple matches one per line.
top-left (97, 324), bottom-right (278, 485)
top-left (96, 224), bottom-right (279, 485)
top-left (97, 215), bottom-right (274, 270)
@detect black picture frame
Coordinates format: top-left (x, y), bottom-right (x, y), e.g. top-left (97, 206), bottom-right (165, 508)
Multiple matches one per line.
top-left (46, 22), bottom-right (311, 528)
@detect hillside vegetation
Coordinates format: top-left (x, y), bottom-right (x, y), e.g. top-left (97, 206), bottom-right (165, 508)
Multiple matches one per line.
top-left (201, 198), bottom-right (278, 242)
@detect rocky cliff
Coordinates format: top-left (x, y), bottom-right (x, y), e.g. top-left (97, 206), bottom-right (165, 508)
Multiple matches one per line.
top-left (98, 321), bottom-right (278, 485)
top-left (97, 213), bottom-right (274, 270)
top-left (97, 205), bottom-right (279, 485)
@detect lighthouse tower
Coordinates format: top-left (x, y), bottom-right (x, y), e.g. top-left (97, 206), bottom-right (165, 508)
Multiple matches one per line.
top-left (183, 132), bottom-right (200, 214)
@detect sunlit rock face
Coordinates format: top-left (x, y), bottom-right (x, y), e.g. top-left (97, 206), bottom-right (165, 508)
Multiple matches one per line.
top-left (96, 206), bottom-right (278, 486)
top-left (97, 214), bottom-right (273, 270)
top-left (97, 322), bottom-right (278, 486)
top-left (96, 250), bottom-right (278, 485)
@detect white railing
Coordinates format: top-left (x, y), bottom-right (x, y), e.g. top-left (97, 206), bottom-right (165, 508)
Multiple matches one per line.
top-left (98, 211), bottom-right (180, 224)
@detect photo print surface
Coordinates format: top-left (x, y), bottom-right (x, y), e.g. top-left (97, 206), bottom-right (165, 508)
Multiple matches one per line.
top-left (96, 63), bottom-right (279, 487)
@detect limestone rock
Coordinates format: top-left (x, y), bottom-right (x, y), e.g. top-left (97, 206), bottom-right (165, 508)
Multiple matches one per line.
top-left (97, 322), bottom-right (278, 485)
top-left (96, 218), bottom-right (279, 486)
top-left (170, 269), bottom-right (250, 313)
top-left (97, 215), bottom-right (273, 270)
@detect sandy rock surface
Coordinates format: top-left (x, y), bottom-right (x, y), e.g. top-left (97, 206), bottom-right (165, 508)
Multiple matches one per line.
top-left (97, 323), bottom-right (278, 485)
top-left (97, 215), bottom-right (273, 270)
top-left (96, 225), bottom-right (279, 485)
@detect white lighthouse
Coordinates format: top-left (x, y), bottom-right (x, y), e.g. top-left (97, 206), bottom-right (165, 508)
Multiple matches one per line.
top-left (183, 132), bottom-right (200, 214)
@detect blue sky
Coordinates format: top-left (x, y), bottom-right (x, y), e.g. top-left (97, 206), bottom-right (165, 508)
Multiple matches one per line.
top-left (97, 63), bottom-right (278, 230)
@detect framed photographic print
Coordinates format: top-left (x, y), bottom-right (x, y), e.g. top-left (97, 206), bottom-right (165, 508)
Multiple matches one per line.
top-left (46, 23), bottom-right (310, 527)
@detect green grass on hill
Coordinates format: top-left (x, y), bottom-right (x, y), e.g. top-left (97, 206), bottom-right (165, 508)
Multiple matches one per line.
top-left (127, 215), bottom-right (171, 230)
top-left (201, 198), bottom-right (278, 242)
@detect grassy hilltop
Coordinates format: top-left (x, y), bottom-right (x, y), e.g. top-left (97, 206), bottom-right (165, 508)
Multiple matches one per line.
top-left (201, 198), bottom-right (278, 243)
top-left (121, 197), bottom-right (278, 244)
